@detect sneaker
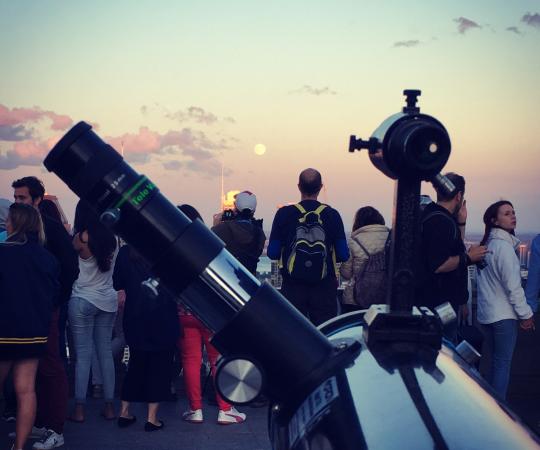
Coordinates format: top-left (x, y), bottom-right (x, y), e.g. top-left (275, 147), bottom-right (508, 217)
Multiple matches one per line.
top-left (182, 409), bottom-right (203, 423)
top-left (2, 410), bottom-right (16, 422)
top-left (32, 430), bottom-right (64, 450)
top-left (217, 407), bottom-right (246, 425)
top-left (8, 426), bottom-right (47, 439)
top-left (32, 430), bottom-right (64, 449)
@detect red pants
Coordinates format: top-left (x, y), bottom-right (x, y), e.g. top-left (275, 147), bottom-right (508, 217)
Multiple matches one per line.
top-left (35, 308), bottom-right (69, 434)
top-left (178, 314), bottom-right (230, 411)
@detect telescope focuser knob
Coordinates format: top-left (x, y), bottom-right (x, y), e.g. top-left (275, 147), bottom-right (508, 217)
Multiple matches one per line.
top-left (100, 208), bottom-right (121, 226)
top-left (141, 277), bottom-right (160, 299)
top-left (403, 89), bottom-right (421, 114)
top-left (349, 136), bottom-right (380, 154)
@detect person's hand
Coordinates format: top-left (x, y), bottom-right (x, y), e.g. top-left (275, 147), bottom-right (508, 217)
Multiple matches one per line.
top-left (520, 317), bottom-right (535, 331)
top-left (468, 245), bottom-right (489, 263)
top-left (457, 199), bottom-right (467, 224)
top-left (460, 304), bottom-right (469, 322)
top-left (212, 213), bottom-right (222, 227)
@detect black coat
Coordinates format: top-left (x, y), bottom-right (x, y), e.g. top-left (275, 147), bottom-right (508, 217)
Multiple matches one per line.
top-left (113, 245), bottom-right (180, 351)
top-left (0, 234), bottom-right (60, 341)
top-left (42, 215), bottom-right (79, 305)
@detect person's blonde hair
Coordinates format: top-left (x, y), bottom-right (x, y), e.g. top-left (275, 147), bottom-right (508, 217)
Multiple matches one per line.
top-left (8, 203), bottom-right (45, 244)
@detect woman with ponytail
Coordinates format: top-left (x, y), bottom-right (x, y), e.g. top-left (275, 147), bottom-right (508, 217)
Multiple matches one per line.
top-left (68, 203), bottom-right (119, 422)
top-left (477, 200), bottom-right (534, 399)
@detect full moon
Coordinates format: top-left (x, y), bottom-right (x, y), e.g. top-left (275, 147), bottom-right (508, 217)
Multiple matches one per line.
top-left (254, 144), bottom-right (266, 156)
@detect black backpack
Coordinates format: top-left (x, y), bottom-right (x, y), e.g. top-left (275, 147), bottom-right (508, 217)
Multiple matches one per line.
top-left (352, 234), bottom-right (391, 308)
top-left (286, 204), bottom-right (328, 283)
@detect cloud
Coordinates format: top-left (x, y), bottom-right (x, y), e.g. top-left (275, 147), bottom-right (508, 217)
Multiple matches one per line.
top-left (0, 140), bottom-right (49, 170)
top-left (0, 102), bottom-right (230, 176)
top-left (454, 17), bottom-right (481, 34)
top-left (106, 126), bottom-right (230, 175)
top-left (290, 85), bottom-right (337, 96)
top-left (0, 124), bottom-right (33, 141)
top-left (522, 12), bottom-right (540, 28)
top-left (0, 104), bottom-right (73, 131)
top-left (165, 106), bottom-right (218, 125)
top-left (506, 26), bottom-right (522, 35)
top-left (393, 40), bottom-right (420, 48)
top-left (163, 160), bottom-right (183, 170)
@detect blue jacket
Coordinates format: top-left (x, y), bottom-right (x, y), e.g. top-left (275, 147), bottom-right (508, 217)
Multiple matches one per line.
top-left (0, 233), bottom-right (60, 344)
top-left (525, 234), bottom-right (540, 312)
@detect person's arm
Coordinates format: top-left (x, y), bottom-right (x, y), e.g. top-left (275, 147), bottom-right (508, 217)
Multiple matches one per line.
top-left (267, 209), bottom-right (285, 260)
top-left (339, 238), bottom-right (355, 280)
top-left (331, 209), bottom-right (349, 263)
top-left (211, 222), bottom-right (230, 245)
top-left (495, 242), bottom-right (533, 320)
top-left (256, 229), bottom-right (266, 258)
top-left (424, 218), bottom-right (456, 273)
top-left (44, 220), bottom-right (79, 303)
top-left (112, 246), bottom-right (128, 291)
top-left (525, 236), bottom-right (540, 313)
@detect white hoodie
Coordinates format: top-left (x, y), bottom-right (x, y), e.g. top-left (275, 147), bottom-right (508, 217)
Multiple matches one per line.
top-left (477, 228), bottom-right (532, 324)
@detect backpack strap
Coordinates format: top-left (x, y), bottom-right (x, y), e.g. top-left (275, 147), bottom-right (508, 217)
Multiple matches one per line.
top-left (294, 203), bottom-right (306, 215)
top-left (353, 236), bottom-right (371, 258)
top-left (297, 204), bottom-right (327, 224)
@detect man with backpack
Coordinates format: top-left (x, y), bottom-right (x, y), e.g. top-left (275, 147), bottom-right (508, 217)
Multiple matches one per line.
top-left (417, 172), bottom-right (488, 342)
top-left (267, 168), bottom-right (349, 326)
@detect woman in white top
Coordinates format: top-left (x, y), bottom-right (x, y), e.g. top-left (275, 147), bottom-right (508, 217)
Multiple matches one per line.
top-left (68, 221), bottom-right (118, 422)
top-left (477, 200), bottom-right (534, 399)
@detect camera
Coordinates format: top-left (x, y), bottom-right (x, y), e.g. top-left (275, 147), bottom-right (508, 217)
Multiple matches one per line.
top-left (221, 209), bottom-right (236, 221)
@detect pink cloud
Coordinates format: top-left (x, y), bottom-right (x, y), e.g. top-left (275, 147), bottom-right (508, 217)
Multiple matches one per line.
top-left (107, 127), bottom-right (161, 154)
top-left (0, 140), bottom-right (49, 169)
top-left (0, 104), bottom-right (73, 131)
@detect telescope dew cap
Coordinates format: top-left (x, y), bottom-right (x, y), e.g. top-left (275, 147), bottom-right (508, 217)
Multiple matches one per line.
top-left (44, 121), bottom-right (92, 172)
top-left (235, 191), bottom-right (257, 213)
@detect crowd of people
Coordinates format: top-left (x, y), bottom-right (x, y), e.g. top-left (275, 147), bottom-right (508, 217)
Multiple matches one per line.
top-left (1, 168), bottom-right (539, 449)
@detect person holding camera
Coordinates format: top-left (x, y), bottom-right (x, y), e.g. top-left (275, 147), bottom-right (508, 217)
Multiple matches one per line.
top-left (211, 191), bottom-right (266, 276)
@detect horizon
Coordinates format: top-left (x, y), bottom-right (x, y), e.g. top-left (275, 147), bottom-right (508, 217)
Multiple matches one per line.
top-left (1, 1), bottom-right (539, 233)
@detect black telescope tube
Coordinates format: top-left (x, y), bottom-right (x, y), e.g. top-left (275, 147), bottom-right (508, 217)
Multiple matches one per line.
top-left (44, 121), bottom-right (334, 401)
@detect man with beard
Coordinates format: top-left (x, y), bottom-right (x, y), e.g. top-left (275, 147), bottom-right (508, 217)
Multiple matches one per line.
top-left (417, 172), bottom-right (488, 342)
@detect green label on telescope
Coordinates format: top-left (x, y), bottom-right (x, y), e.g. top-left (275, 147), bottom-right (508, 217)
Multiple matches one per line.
top-left (114, 176), bottom-right (157, 209)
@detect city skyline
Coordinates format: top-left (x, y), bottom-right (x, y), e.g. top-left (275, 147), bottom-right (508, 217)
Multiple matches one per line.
top-left (1, 1), bottom-right (539, 232)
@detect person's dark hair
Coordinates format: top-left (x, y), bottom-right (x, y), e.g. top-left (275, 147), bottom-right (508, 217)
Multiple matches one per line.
top-left (7, 203), bottom-right (45, 244)
top-left (178, 204), bottom-right (204, 224)
top-left (352, 206), bottom-right (385, 231)
top-left (298, 168), bottom-right (322, 196)
top-left (11, 176), bottom-right (45, 202)
top-left (87, 222), bottom-right (117, 272)
top-left (480, 200), bottom-right (514, 246)
top-left (39, 199), bottom-right (63, 224)
top-left (435, 172), bottom-right (465, 202)
top-left (74, 199), bottom-right (98, 234)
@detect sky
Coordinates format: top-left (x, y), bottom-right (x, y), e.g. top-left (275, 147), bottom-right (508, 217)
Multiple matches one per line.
top-left (1, 0), bottom-right (539, 233)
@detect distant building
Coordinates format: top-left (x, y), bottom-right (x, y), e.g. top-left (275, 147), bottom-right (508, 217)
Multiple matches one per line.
top-left (519, 244), bottom-right (529, 268)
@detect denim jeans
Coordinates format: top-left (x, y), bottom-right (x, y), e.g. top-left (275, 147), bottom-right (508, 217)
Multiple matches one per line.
top-left (482, 319), bottom-right (518, 399)
top-left (68, 296), bottom-right (116, 403)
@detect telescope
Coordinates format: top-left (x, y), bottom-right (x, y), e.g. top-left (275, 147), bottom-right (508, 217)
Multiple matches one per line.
top-left (44, 90), bottom-right (540, 449)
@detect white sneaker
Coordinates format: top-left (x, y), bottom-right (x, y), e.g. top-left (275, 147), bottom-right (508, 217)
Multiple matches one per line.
top-left (217, 407), bottom-right (246, 425)
top-left (32, 430), bottom-right (64, 449)
top-left (8, 426), bottom-right (47, 439)
top-left (182, 409), bottom-right (203, 423)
